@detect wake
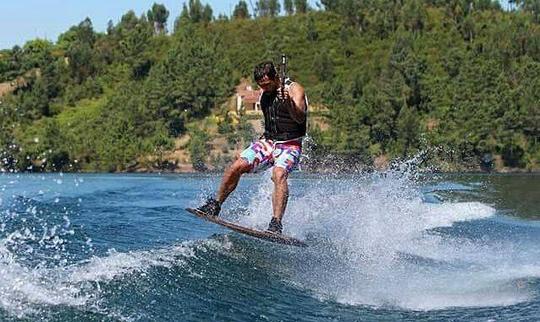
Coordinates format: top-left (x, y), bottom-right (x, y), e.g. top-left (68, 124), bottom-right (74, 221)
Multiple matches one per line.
top-left (239, 167), bottom-right (540, 310)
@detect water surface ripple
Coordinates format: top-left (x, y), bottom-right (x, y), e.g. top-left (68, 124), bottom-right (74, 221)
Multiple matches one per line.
top-left (0, 172), bottom-right (538, 321)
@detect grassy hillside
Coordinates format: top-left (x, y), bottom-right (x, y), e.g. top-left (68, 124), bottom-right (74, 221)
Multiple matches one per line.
top-left (0, 1), bottom-right (538, 172)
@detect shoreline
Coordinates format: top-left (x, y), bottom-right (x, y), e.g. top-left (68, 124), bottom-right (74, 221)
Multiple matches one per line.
top-left (2, 167), bottom-right (539, 175)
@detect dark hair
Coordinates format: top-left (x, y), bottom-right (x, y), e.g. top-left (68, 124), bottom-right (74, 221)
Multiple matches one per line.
top-left (254, 61), bottom-right (277, 82)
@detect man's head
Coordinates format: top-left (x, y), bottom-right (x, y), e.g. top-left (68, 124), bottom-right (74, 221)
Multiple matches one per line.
top-left (254, 61), bottom-right (279, 92)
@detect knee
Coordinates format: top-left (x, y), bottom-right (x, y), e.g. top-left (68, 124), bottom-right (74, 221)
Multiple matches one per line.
top-left (229, 158), bottom-right (251, 175)
top-left (271, 167), bottom-right (288, 185)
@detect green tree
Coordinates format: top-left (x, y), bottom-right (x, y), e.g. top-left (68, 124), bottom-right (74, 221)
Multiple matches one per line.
top-left (256, 0), bottom-right (280, 17)
top-left (306, 16), bottom-right (318, 41)
top-left (395, 106), bottom-right (421, 157)
top-left (461, 14), bottom-right (476, 42)
top-left (402, 0), bottom-right (427, 33)
top-left (147, 3), bottom-right (170, 34)
top-left (145, 27), bottom-right (233, 135)
top-left (116, 13), bottom-right (154, 79)
top-left (517, 0), bottom-right (540, 22)
top-left (57, 17), bottom-right (96, 50)
top-left (188, 128), bottom-right (209, 171)
top-left (3, 2), bottom-right (540, 172)
top-left (284, 0), bottom-right (294, 15)
top-left (1, 46), bottom-right (24, 80)
top-left (107, 19), bottom-right (114, 35)
top-left (175, 0), bottom-right (213, 27)
top-left (202, 4), bottom-right (213, 22)
top-left (294, 0), bottom-right (309, 14)
top-left (21, 39), bottom-right (54, 70)
top-left (313, 49), bottom-right (334, 82)
top-left (320, 0), bottom-right (340, 11)
top-left (58, 17), bottom-right (98, 84)
top-left (66, 41), bottom-right (94, 84)
top-left (117, 10), bottom-right (139, 33)
top-left (233, 0), bottom-right (250, 19)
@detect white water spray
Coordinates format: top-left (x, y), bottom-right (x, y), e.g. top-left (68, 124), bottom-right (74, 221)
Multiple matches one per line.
top-left (238, 165), bottom-right (539, 310)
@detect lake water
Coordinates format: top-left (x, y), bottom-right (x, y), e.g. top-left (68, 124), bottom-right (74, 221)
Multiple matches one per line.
top-left (0, 171), bottom-right (539, 321)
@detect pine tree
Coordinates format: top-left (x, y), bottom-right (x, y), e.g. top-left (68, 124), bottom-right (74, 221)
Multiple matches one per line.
top-left (294, 0), bottom-right (309, 14)
top-left (147, 3), bottom-right (170, 34)
top-left (284, 0), bottom-right (294, 15)
top-left (233, 0), bottom-right (250, 19)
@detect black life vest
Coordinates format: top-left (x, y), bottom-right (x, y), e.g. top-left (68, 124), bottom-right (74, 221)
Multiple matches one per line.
top-left (260, 80), bottom-right (307, 141)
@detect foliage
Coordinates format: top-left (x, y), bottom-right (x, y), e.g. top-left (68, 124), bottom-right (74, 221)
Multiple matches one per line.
top-left (0, 1), bottom-right (539, 172)
top-left (256, 0), bottom-right (281, 17)
top-left (233, 1), bottom-right (251, 19)
top-left (188, 127), bottom-right (209, 171)
top-left (174, 0), bottom-right (213, 31)
top-left (147, 3), bottom-right (170, 34)
top-left (294, 0), bottom-right (309, 14)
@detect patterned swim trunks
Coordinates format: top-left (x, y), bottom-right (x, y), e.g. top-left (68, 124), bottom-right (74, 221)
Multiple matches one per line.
top-left (240, 138), bottom-right (302, 173)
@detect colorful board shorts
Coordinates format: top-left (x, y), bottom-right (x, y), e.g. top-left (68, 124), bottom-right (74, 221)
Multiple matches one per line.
top-left (240, 138), bottom-right (302, 173)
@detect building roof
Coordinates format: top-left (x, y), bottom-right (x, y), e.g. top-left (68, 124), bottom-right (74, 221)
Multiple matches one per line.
top-left (236, 79), bottom-right (260, 104)
top-left (241, 91), bottom-right (260, 104)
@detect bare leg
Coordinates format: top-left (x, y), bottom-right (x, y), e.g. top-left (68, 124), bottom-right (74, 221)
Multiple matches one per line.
top-left (271, 167), bottom-right (289, 222)
top-left (216, 158), bottom-right (251, 204)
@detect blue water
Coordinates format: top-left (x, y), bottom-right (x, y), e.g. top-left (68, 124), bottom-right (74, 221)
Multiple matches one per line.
top-left (0, 172), bottom-right (539, 321)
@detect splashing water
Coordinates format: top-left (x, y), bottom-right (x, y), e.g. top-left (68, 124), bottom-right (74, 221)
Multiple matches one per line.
top-left (0, 170), bottom-right (539, 320)
top-left (0, 228), bottom-right (231, 319)
top-left (239, 165), bottom-right (539, 311)
top-left (0, 174), bottom-right (234, 319)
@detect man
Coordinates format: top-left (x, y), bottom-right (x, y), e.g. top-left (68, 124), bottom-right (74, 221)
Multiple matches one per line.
top-left (196, 61), bottom-right (308, 234)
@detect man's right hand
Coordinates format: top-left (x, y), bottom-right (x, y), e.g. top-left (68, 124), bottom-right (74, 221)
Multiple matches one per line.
top-left (277, 87), bottom-right (291, 102)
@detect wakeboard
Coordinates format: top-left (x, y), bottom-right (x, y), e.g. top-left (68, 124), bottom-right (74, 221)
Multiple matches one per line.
top-left (185, 208), bottom-right (307, 247)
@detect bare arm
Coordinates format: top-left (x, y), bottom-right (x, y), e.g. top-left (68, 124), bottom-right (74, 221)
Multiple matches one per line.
top-left (279, 83), bottom-right (306, 124)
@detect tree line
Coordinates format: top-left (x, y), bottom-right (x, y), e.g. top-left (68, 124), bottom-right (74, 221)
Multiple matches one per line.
top-left (0, 0), bottom-right (538, 172)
